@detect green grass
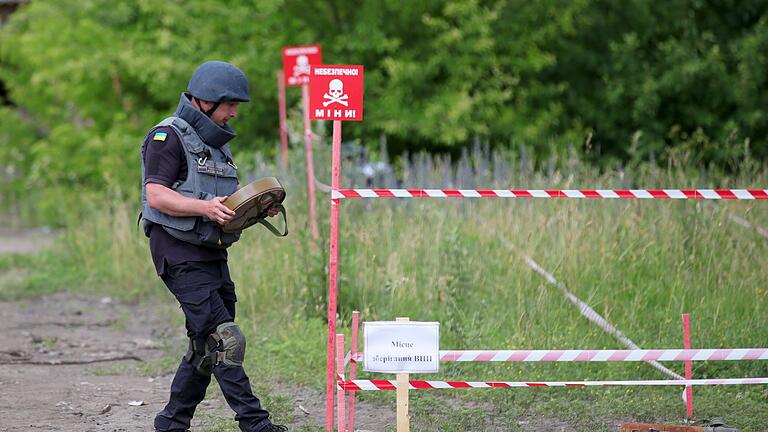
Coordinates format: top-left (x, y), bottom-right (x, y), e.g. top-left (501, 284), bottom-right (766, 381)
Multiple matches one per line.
top-left (3, 148), bottom-right (768, 430)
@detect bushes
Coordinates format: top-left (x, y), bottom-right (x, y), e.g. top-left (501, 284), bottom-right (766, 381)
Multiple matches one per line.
top-left (2, 0), bottom-right (768, 223)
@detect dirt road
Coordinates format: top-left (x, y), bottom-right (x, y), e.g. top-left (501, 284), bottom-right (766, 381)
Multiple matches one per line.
top-left (0, 293), bottom-right (380, 432)
top-left (0, 293), bottom-right (179, 431)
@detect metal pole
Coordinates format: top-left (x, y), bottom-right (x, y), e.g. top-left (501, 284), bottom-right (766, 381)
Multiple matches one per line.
top-left (302, 82), bottom-right (319, 239)
top-left (325, 120), bottom-right (342, 430)
top-left (336, 333), bottom-right (347, 432)
top-left (277, 69), bottom-right (288, 171)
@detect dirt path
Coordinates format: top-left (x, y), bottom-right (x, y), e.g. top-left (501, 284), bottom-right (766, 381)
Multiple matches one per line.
top-left (0, 227), bottom-right (55, 255)
top-left (0, 291), bottom-right (401, 432)
top-left (0, 228), bottom-right (395, 431)
top-left (0, 228), bottom-right (182, 430)
top-left (0, 293), bottom-right (179, 431)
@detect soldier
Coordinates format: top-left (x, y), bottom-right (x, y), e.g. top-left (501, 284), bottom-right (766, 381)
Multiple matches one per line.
top-left (140, 61), bottom-right (287, 432)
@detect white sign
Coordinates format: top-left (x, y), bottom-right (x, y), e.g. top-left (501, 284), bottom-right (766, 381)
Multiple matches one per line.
top-left (363, 321), bottom-right (440, 373)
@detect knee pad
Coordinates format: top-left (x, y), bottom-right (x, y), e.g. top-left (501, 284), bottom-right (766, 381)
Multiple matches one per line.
top-left (211, 322), bottom-right (246, 367)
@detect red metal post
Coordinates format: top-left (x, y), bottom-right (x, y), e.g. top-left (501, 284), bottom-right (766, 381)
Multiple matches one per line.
top-left (348, 311), bottom-right (360, 432)
top-left (336, 333), bottom-right (346, 432)
top-left (302, 82), bottom-right (319, 239)
top-left (683, 313), bottom-right (693, 418)
top-left (277, 69), bottom-right (288, 171)
top-left (325, 120), bottom-right (342, 430)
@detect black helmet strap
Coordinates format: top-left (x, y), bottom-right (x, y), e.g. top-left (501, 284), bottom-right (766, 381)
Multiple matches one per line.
top-left (192, 96), bottom-right (220, 118)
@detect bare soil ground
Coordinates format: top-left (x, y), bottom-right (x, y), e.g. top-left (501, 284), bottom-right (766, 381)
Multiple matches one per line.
top-left (0, 292), bottom-right (179, 431)
top-left (0, 292), bottom-right (406, 431)
top-left (0, 227), bottom-right (55, 255)
top-left (0, 293), bottom-right (402, 432)
top-left (0, 225), bottom-right (393, 431)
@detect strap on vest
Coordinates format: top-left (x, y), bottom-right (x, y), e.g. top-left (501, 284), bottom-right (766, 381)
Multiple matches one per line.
top-left (256, 205), bottom-right (288, 237)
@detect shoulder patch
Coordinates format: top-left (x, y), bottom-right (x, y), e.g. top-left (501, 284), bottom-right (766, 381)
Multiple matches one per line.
top-left (153, 132), bottom-right (168, 142)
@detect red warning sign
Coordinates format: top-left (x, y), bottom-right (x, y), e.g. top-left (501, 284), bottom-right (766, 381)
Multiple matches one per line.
top-left (309, 65), bottom-right (364, 121)
top-left (282, 45), bottom-right (322, 87)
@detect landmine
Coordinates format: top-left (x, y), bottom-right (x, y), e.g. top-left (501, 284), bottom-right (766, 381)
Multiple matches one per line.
top-left (222, 177), bottom-right (288, 236)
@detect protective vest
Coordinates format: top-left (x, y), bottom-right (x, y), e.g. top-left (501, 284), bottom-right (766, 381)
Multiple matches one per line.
top-left (141, 116), bottom-right (240, 249)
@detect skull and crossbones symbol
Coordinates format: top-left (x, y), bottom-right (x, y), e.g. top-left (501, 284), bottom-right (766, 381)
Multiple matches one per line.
top-left (323, 79), bottom-right (349, 107)
top-left (293, 55), bottom-right (311, 76)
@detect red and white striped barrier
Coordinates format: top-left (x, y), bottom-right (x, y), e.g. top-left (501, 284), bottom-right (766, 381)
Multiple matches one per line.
top-left (338, 377), bottom-right (768, 392)
top-left (439, 348), bottom-right (768, 362)
top-left (332, 188), bottom-right (768, 200)
top-left (346, 349), bottom-right (768, 365)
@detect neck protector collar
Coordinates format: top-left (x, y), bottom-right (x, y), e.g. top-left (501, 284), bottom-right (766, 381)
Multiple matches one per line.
top-left (174, 93), bottom-right (235, 149)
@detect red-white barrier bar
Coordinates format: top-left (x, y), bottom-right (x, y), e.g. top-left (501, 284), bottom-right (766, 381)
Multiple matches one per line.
top-left (346, 348), bottom-right (768, 364)
top-left (440, 349), bottom-right (768, 362)
top-left (339, 377), bottom-right (768, 391)
top-left (332, 189), bottom-right (768, 200)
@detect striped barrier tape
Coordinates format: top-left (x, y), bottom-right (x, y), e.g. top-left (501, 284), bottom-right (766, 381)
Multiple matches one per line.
top-left (331, 189), bottom-right (768, 200)
top-left (338, 377), bottom-right (768, 391)
top-left (440, 349), bottom-right (768, 362)
top-left (345, 349), bottom-right (768, 364)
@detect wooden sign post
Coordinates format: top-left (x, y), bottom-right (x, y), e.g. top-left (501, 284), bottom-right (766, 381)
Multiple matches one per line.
top-left (363, 319), bottom-right (440, 432)
top-left (396, 317), bottom-right (410, 432)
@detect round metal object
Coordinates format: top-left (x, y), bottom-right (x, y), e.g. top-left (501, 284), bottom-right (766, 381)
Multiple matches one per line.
top-left (222, 177), bottom-right (286, 233)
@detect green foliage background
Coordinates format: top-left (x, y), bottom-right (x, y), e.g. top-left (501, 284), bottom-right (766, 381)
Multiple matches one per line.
top-left (1, 0), bottom-right (767, 222)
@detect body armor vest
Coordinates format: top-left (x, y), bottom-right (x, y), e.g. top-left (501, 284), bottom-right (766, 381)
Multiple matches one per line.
top-left (141, 116), bottom-right (240, 249)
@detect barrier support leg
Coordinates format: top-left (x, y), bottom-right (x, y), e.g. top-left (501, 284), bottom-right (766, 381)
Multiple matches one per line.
top-left (396, 317), bottom-right (410, 432)
top-left (683, 313), bottom-right (693, 418)
top-left (348, 311), bottom-right (360, 432)
top-left (337, 333), bottom-right (346, 432)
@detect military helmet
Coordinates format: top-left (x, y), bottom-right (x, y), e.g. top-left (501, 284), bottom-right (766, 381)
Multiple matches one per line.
top-left (188, 61), bottom-right (250, 103)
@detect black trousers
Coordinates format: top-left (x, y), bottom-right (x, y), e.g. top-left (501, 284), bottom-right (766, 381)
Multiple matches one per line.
top-left (154, 260), bottom-right (271, 432)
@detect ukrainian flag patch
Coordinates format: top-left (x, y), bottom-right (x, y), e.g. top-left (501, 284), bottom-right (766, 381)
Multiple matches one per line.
top-left (153, 132), bottom-right (168, 141)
